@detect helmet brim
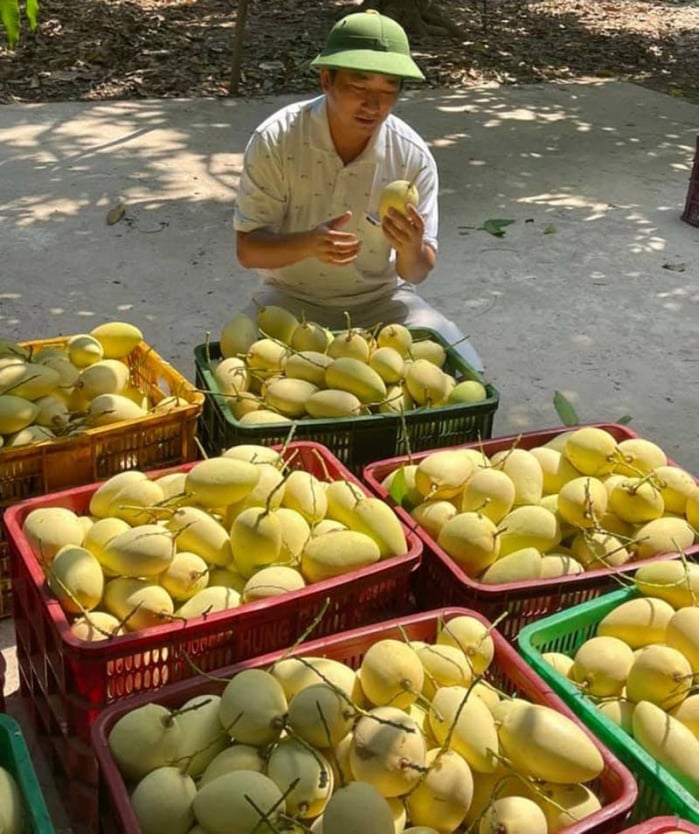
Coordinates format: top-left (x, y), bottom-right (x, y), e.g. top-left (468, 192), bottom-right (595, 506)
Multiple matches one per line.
top-left (311, 49), bottom-right (425, 81)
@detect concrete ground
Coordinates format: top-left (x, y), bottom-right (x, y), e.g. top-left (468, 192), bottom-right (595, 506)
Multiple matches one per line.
top-left (0, 78), bottom-right (698, 830)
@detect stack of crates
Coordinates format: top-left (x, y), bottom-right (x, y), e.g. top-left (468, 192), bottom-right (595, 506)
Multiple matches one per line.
top-left (2, 441), bottom-right (422, 831)
top-left (0, 338), bottom-right (204, 618)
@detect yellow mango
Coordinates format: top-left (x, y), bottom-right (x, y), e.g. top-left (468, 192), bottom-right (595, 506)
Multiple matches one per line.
top-left (256, 304), bottom-right (299, 344)
top-left (653, 465), bottom-right (697, 514)
top-left (175, 585), bottom-right (240, 619)
top-left (557, 476), bottom-right (608, 528)
top-left (612, 437), bottom-right (667, 476)
top-left (344, 496), bottom-right (407, 557)
top-left (281, 470), bottom-right (328, 524)
top-left (411, 499), bottom-right (457, 538)
top-left (632, 700), bottom-right (699, 794)
top-left (570, 635), bottom-right (634, 697)
top-left (437, 512), bottom-right (500, 576)
top-left (529, 446), bottom-right (580, 494)
top-left (625, 644), bottom-right (693, 709)
top-left (497, 505), bottom-right (561, 556)
top-left (300, 530), bottom-right (380, 582)
top-left (101, 523), bottom-right (175, 577)
top-left (666, 606), bottom-right (699, 672)
top-left (230, 507), bottom-right (282, 578)
top-left (498, 701), bottom-right (603, 783)
top-left (103, 578), bottom-right (174, 631)
top-left (377, 323), bottom-right (412, 357)
top-left (306, 388), bottom-right (362, 418)
top-left (460, 467), bottom-right (515, 523)
top-left (415, 449), bottom-right (475, 500)
top-left (327, 330), bottom-right (371, 362)
top-left (430, 686), bottom-right (498, 773)
top-left (404, 358), bottom-right (451, 406)
top-left (219, 312), bottom-right (258, 358)
top-left (0, 394), bottom-right (39, 434)
top-left (264, 377), bottom-right (318, 418)
top-left (597, 596), bottom-right (675, 647)
top-left (184, 457), bottom-right (260, 508)
top-left (634, 559), bottom-right (699, 608)
top-left (47, 544), bottom-right (104, 613)
top-left (490, 448), bottom-right (544, 505)
top-left (633, 516), bottom-right (696, 560)
top-left (481, 546), bottom-right (543, 585)
top-left (570, 530), bottom-right (631, 569)
top-left (563, 426), bottom-right (618, 476)
top-left (77, 359), bottom-right (130, 399)
top-left (90, 321), bottom-right (143, 359)
top-left (325, 356), bottom-right (386, 404)
top-left (609, 478), bottom-right (664, 523)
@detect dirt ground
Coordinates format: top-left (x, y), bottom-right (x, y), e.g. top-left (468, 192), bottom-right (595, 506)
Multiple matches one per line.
top-left (1, 0), bottom-right (698, 104)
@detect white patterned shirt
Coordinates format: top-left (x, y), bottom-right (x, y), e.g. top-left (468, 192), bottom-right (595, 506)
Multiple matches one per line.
top-left (234, 95), bottom-right (439, 307)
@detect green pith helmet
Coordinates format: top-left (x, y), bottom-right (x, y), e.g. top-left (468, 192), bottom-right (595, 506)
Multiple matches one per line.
top-left (311, 10), bottom-right (425, 81)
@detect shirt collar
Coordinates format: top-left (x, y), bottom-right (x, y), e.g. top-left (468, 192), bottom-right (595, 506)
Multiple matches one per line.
top-left (309, 95), bottom-right (387, 166)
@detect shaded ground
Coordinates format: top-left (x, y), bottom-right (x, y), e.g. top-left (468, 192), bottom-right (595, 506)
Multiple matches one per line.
top-left (1, 0), bottom-right (698, 104)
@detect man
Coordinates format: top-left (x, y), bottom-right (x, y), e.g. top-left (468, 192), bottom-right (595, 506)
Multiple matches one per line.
top-left (234, 10), bottom-right (484, 371)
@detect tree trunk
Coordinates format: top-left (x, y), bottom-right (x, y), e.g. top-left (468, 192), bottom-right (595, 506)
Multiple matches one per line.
top-left (229, 0), bottom-right (250, 95)
top-left (357, 0), bottom-right (464, 38)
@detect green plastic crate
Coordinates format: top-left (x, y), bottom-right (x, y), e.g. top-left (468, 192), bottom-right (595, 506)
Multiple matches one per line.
top-left (194, 327), bottom-right (499, 473)
top-left (518, 586), bottom-right (699, 825)
top-left (0, 713), bottom-right (55, 834)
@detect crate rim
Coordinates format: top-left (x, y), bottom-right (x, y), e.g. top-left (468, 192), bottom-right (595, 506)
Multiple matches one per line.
top-left (91, 605), bottom-right (638, 834)
top-left (518, 585), bottom-right (699, 822)
top-left (360, 421), bottom-right (699, 599)
top-left (620, 816), bottom-right (699, 833)
top-left (2, 440), bottom-right (422, 655)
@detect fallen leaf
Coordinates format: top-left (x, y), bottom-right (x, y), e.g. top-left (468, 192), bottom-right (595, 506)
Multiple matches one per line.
top-left (662, 261), bottom-right (686, 272)
top-left (480, 218), bottom-right (515, 238)
top-left (543, 223), bottom-right (557, 234)
top-left (553, 390), bottom-right (579, 427)
top-left (106, 202), bottom-right (126, 226)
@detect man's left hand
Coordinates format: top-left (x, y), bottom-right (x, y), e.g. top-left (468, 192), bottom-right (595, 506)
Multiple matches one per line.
top-left (381, 204), bottom-right (425, 256)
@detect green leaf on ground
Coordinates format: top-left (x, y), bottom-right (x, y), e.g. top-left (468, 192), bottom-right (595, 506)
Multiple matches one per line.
top-left (543, 223), bottom-right (557, 234)
top-left (479, 218), bottom-right (515, 238)
top-left (553, 390), bottom-right (580, 426)
top-left (616, 415), bottom-right (633, 425)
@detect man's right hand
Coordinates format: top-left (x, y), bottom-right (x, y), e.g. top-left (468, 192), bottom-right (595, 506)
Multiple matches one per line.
top-left (310, 211), bottom-right (361, 265)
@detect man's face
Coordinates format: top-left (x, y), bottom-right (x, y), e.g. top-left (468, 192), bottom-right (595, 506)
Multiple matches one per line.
top-left (321, 69), bottom-right (401, 139)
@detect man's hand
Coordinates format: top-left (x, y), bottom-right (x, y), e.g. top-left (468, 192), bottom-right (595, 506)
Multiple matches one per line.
top-left (381, 204), bottom-right (425, 257)
top-left (310, 211), bottom-right (362, 266)
top-left (382, 204), bottom-right (435, 284)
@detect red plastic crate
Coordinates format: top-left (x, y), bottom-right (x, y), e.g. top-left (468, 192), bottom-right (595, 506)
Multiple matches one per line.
top-left (16, 648), bottom-right (100, 832)
top-left (91, 606), bottom-right (637, 834)
top-left (621, 819), bottom-right (699, 833)
top-left (361, 423), bottom-right (699, 640)
top-left (3, 441), bottom-right (421, 742)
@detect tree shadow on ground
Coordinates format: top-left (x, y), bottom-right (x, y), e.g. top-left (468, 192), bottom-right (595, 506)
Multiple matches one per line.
top-left (1, 0), bottom-right (697, 103)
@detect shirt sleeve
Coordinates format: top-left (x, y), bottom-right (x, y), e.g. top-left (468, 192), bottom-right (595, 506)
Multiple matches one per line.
top-left (233, 131), bottom-right (288, 233)
top-left (412, 150), bottom-right (439, 253)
